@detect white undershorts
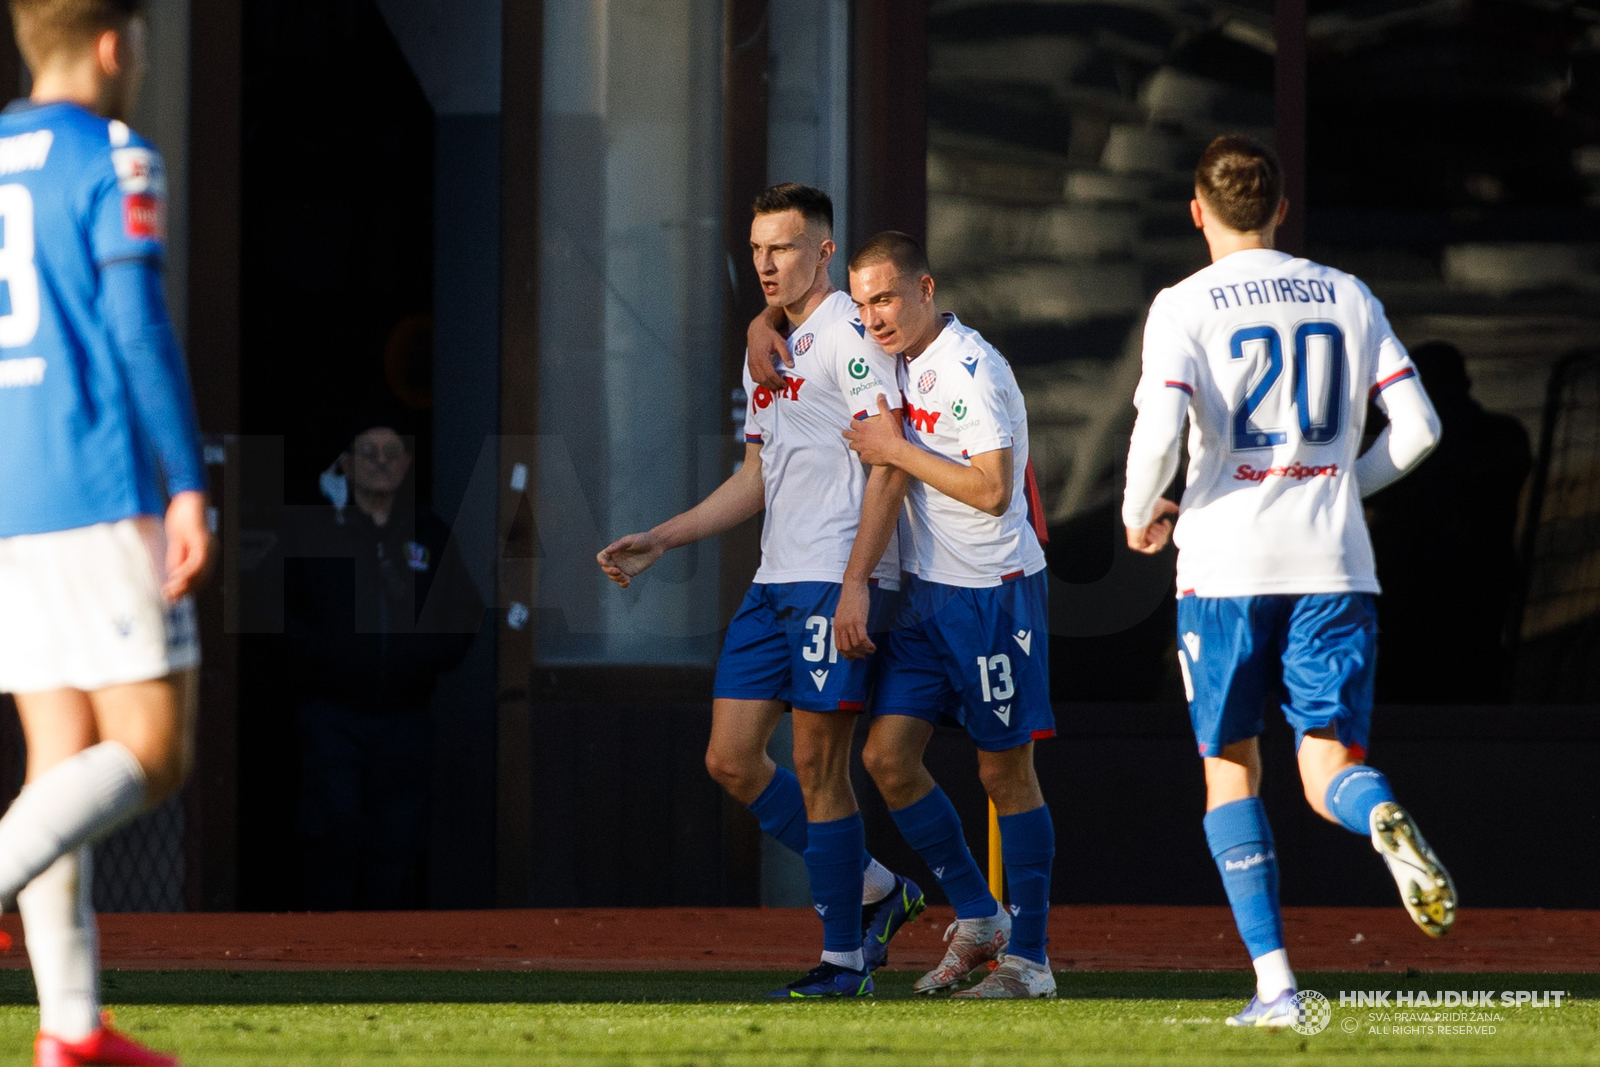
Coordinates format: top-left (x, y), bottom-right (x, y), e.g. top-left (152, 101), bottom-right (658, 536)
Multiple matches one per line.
top-left (0, 518), bottom-right (201, 693)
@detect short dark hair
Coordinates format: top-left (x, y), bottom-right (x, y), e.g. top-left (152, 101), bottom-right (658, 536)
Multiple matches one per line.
top-left (1195, 134), bottom-right (1284, 233)
top-left (10, 0), bottom-right (143, 69)
top-left (752, 182), bottom-right (833, 233)
top-left (848, 231), bottom-right (930, 278)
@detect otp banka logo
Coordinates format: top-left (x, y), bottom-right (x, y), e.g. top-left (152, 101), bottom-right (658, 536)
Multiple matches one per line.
top-left (847, 356), bottom-right (870, 379)
top-left (752, 376), bottom-right (805, 408)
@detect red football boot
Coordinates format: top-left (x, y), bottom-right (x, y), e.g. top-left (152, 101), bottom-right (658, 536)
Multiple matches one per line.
top-left (34, 1014), bottom-right (178, 1067)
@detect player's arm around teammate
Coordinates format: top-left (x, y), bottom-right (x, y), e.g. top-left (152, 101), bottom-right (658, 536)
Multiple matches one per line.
top-left (1121, 135), bottom-right (1450, 1030)
top-left (839, 234), bottom-right (1058, 999)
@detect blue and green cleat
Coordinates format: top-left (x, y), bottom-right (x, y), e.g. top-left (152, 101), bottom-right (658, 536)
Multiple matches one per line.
top-left (769, 962), bottom-right (874, 998)
top-left (861, 875), bottom-right (927, 972)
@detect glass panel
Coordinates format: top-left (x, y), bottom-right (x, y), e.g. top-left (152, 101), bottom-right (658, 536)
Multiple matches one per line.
top-left (537, 0), bottom-right (725, 664)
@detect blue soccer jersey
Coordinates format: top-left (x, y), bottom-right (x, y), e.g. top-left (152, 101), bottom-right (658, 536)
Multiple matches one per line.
top-left (0, 101), bottom-right (203, 537)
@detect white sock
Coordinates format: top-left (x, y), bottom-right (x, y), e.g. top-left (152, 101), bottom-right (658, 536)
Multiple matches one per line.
top-left (861, 858), bottom-right (897, 904)
top-left (0, 742), bottom-right (146, 902)
top-left (18, 848), bottom-right (100, 1041)
top-left (1252, 948), bottom-right (1295, 1000)
top-left (821, 949), bottom-right (865, 972)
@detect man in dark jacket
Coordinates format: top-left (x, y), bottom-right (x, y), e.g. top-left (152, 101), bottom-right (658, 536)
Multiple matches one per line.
top-left (280, 416), bottom-right (483, 908)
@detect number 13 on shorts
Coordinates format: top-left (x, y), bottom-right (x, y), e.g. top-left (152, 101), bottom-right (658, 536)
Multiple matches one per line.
top-left (976, 654), bottom-right (1014, 702)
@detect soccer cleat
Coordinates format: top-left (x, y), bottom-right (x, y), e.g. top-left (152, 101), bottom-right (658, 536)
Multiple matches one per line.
top-left (35, 1014), bottom-right (179, 1067)
top-left (1370, 801), bottom-right (1456, 937)
top-left (951, 954), bottom-right (1057, 999)
top-left (911, 909), bottom-right (1011, 995)
top-left (1225, 989), bottom-right (1301, 1028)
top-left (768, 961), bottom-right (874, 999)
top-left (861, 876), bottom-right (927, 971)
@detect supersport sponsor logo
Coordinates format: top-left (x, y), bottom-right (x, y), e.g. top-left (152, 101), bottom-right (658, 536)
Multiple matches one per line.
top-left (751, 376), bottom-right (804, 407)
top-left (1234, 462), bottom-right (1339, 483)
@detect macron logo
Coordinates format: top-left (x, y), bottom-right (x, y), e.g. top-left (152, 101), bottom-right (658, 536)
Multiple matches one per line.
top-left (814, 903), bottom-right (828, 916)
top-left (1183, 632), bottom-right (1201, 662)
top-left (993, 704), bottom-right (1012, 726)
top-left (810, 669), bottom-right (829, 691)
top-left (932, 867), bottom-right (945, 879)
top-left (1009, 904), bottom-right (1021, 917)
top-left (1012, 630), bottom-right (1032, 656)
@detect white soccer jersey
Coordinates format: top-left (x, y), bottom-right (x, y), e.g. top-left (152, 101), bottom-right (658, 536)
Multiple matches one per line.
top-left (1131, 248), bottom-right (1419, 597)
top-left (742, 290), bottom-right (901, 586)
top-left (895, 314), bottom-right (1046, 588)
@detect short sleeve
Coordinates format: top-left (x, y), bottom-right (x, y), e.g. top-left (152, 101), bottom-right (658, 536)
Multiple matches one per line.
top-left (741, 363), bottom-right (766, 444)
top-left (948, 352), bottom-right (1015, 458)
top-left (1365, 288), bottom-right (1417, 406)
top-left (833, 323), bottom-right (899, 419)
top-left (89, 134), bottom-right (166, 267)
top-left (1132, 294), bottom-right (1200, 410)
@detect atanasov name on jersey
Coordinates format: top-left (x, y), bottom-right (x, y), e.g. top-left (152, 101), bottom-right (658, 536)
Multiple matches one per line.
top-left (1134, 248), bottom-right (1419, 597)
top-left (1206, 276), bottom-right (1341, 311)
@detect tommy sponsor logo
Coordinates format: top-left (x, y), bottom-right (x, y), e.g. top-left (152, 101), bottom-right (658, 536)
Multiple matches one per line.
top-left (1223, 849), bottom-right (1274, 873)
top-left (917, 369), bottom-right (937, 393)
top-left (1183, 631), bottom-right (1201, 662)
top-left (810, 669), bottom-right (829, 690)
top-left (794, 332), bottom-right (814, 356)
top-left (993, 704), bottom-right (1012, 726)
top-left (1234, 462), bottom-right (1339, 483)
top-left (1012, 630), bottom-right (1033, 656)
top-left (752, 376), bottom-right (805, 408)
top-left (904, 400), bottom-right (941, 433)
top-left (0, 130), bottom-right (51, 175)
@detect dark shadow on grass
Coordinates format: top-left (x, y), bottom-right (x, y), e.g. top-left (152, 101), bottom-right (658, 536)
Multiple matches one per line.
top-left (0, 971), bottom-right (1587, 1007)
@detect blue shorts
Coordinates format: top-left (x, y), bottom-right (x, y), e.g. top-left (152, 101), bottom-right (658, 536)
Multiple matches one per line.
top-left (1177, 593), bottom-right (1377, 759)
top-left (875, 571), bottom-right (1054, 752)
top-left (713, 581), bottom-right (898, 712)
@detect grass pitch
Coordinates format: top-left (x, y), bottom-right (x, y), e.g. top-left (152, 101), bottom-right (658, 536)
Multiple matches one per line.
top-left (0, 970), bottom-right (1588, 1065)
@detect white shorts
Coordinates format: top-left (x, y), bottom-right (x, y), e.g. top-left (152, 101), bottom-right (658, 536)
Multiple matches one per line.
top-left (0, 518), bottom-right (201, 694)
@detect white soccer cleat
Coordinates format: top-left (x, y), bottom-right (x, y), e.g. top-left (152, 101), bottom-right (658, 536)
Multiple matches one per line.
top-left (1370, 801), bottom-right (1456, 937)
top-left (951, 954), bottom-right (1057, 999)
top-left (912, 910), bottom-right (1011, 995)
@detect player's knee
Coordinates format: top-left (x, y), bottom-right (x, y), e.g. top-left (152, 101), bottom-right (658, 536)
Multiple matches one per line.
top-left (862, 741), bottom-right (913, 796)
top-left (703, 744), bottom-right (760, 798)
top-left (129, 741), bottom-right (190, 806)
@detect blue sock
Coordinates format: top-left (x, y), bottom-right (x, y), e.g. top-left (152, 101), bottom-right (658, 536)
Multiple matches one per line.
top-left (747, 767), bottom-right (808, 856)
top-left (889, 787), bottom-right (995, 920)
top-left (804, 815), bottom-right (867, 955)
top-left (1203, 798), bottom-right (1284, 960)
top-left (1325, 765), bottom-right (1398, 836)
top-left (998, 805), bottom-right (1054, 964)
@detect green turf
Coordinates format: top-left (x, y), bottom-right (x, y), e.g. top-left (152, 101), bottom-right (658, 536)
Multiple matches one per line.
top-left (0, 970), bottom-right (1588, 1065)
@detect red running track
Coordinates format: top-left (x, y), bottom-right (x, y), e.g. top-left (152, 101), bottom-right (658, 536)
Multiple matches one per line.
top-left (0, 906), bottom-right (1594, 972)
